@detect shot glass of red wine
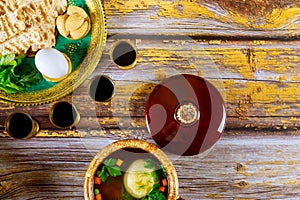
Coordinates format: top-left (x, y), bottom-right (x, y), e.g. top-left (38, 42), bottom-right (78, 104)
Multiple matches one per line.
top-left (49, 101), bottom-right (80, 129)
top-left (89, 75), bottom-right (115, 102)
top-left (110, 40), bottom-right (137, 70)
top-left (5, 112), bottom-right (40, 139)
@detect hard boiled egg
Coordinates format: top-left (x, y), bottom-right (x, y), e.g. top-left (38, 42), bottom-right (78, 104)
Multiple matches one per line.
top-left (35, 48), bottom-right (72, 82)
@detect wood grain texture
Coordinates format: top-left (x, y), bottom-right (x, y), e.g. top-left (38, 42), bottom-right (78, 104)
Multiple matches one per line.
top-left (1, 135), bottom-right (300, 200)
top-left (1, 37), bottom-right (299, 131)
top-left (1, 1), bottom-right (300, 199)
top-left (103, 0), bottom-right (300, 38)
top-left (79, 37), bottom-right (300, 131)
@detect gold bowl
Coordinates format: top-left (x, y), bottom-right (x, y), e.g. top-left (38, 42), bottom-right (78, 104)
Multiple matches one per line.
top-left (84, 139), bottom-right (179, 200)
top-left (0, 0), bottom-right (107, 106)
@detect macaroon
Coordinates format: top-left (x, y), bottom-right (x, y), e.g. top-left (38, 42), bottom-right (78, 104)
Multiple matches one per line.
top-left (56, 5), bottom-right (91, 40)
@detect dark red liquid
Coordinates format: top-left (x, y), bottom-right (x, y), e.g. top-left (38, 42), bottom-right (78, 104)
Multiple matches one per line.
top-left (94, 148), bottom-right (168, 200)
top-left (145, 74), bottom-right (226, 156)
top-left (8, 113), bottom-right (33, 139)
top-left (90, 76), bottom-right (114, 102)
top-left (112, 42), bottom-right (136, 67)
top-left (52, 102), bottom-right (77, 128)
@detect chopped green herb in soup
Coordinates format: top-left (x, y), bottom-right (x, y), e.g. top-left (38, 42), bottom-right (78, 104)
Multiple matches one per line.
top-left (93, 149), bottom-right (168, 200)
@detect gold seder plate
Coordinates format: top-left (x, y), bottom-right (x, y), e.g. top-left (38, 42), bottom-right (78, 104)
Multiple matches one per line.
top-left (0, 0), bottom-right (107, 106)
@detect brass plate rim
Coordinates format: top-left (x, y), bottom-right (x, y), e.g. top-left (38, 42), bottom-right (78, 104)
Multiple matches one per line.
top-left (0, 0), bottom-right (107, 106)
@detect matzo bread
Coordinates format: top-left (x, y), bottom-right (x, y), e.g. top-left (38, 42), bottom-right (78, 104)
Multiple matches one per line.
top-left (0, 7), bottom-right (27, 43)
top-left (0, 0), bottom-right (67, 56)
top-left (0, 0), bottom-right (18, 15)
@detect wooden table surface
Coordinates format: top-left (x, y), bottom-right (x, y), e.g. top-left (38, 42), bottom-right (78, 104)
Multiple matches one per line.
top-left (1, 0), bottom-right (300, 199)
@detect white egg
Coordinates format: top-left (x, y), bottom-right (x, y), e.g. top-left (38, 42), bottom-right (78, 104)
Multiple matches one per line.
top-left (35, 48), bottom-right (71, 82)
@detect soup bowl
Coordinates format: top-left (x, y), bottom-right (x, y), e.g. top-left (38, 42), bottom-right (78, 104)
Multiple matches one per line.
top-left (84, 139), bottom-right (179, 200)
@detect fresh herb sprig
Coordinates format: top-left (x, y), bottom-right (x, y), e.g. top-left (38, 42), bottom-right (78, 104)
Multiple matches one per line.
top-left (142, 159), bottom-right (167, 200)
top-left (0, 54), bottom-right (41, 94)
top-left (141, 184), bottom-right (167, 200)
top-left (144, 158), bottom-right (167, 182)
top-left (97, 158), bottom-right (122, 182)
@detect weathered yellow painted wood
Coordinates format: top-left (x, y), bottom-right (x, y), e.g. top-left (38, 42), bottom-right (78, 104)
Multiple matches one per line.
top-left (1, 135), bottom-right (300, 199)
top-left (1, 1), bottom-right (300, 200)
top-left (91, 38), bottom-right (300, 129)
top-left (103, 0), bottom-right (300, 38)
top-left (1, 115), bottom-right (298, 139)
top-left (102, 38), bottom-right (300, 82)
top-left (0, 38), bottom-right (299, 134)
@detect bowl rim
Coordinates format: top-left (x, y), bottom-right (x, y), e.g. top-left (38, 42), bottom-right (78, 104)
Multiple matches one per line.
top-left (84, 139), bottom-right (179, 200)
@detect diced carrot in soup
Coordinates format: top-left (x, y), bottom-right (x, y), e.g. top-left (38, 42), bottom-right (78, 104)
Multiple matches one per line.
top-left (162, 178), bottom-right (168, 186)
top-left (116, 159), bottom-right (123, 167)
top-left (94, 177), bottom-right (101, 185)
top-left (95, 194), bottom-right (102, 200)
top-left (159, 186), bottom-right (166, 193)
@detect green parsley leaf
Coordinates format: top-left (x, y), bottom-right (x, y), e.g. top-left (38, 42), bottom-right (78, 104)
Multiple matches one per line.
top-left (98, 158), bottom-right (122, 182)
top-left (0, 54), bottom-right (15, 66)
top-left (104, 158), bottom-right (117, 166)
top-left (141, 184), bottom-right (167, 200)
top-left (151, 171), bottom-right (160, 183)
top-left (144, 159), bottom-right (167, 181)
top-left (144, 159), bottom-right (156, 169)
top-left (158, 164), bottom-right (167, 178)
top-left (98, 166), bottom-right (109, 182)
top-left (149, 184), bottom-right (167, 200)
top-left (0, 54), bottom-right (41, 94)
top-left (107, 165), bottom-right (122, 177)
